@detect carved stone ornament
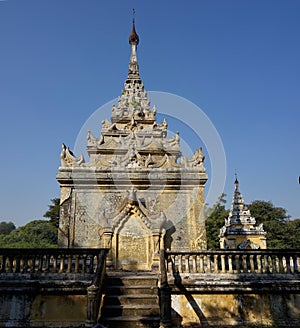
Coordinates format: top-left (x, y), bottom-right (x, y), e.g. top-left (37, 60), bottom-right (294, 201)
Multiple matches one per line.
top-left (60, 187), bottom-right (72, 205)
top-left (60, 143), bottom-right (85, 167)
top-left (181, 147), bottom-right (205, 170)
top-left (100, 188), bottom-right (166, 233)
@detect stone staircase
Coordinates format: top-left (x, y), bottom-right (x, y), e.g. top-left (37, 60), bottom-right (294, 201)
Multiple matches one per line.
top-left (99, 271), bottom-right (160, 328)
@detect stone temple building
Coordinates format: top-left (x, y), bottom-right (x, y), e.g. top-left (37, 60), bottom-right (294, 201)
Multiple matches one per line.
top-left (219, 177), bottom-right (267, 249)
top-left (2, 19), bottom-right (300, 328)
top-left (56, 20), bottom-right (208, 270)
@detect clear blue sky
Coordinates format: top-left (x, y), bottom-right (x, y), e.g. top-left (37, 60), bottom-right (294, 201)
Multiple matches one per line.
top-left (0, 0), bottom-right (299, 227)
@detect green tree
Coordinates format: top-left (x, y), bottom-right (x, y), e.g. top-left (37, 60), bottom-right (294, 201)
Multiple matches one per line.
top-left (205, 194), bottom-right (229, 249)
top-left (0, 220), bottom-right (57, 248)
top-left (248, 200), bottom-right (291, 249)
top-left (0, 198), bottom-right (60, 248)
top-left (0, 221), bottom-right (16, 235)
top-left (284, 219), bottom-right (300, 248)
top-left (43, 198), bottom-right (60, 228)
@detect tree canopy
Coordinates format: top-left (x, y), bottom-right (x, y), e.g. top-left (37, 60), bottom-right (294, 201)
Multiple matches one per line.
top-left (248, 200), bottom-right (291, 249)
top-left (284, 219), bottom-right (300, 248)
top-left (0, 221), bottom-right (16, 235)
top-left (0, 198), bottom-right (60, 248)
top-left (0, 220), bottom-right (57, 248)
top-left (43, 198), bottom-right (60, 228)
top-left (205, 194), bottom-right (229, 249)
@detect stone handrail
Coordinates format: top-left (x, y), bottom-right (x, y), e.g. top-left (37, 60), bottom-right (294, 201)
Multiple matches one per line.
top-left (166, 250), bottom-right (300, 275)
top-left (86, 249), bottom-right (108, 328)
top-left (0, 248), bottom-right (107, 274)
top-left (159, 249), bottom-right (172, 327)
top-left (160, 249), bottom-right (168, 287)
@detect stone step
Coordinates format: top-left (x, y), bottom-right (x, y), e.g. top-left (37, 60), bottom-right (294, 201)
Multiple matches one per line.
top-left (100, 272), bottom-right (161, 327)
top-left (105, 285), bottom-right (158, 295)
top-left (105, 275), bottom-right (158, 287)
top-left (99, 315), bottom-right (160, 328)
top-left (101, 304), bottom-right (160, 317)
top-left (104, 294), bottom-right (159, 306)
top-left (106, 271), bottom-right (157, 277)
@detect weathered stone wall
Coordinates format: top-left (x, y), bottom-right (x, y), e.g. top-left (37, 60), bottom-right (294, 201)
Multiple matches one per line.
top-left (2, 286), bottom-right (299, 327)
top-left (0, 293), bottom-right (87, 328)
top-left (165, 251), bottom-right (300, 327)
top-left (58, 168), bottom-right (207, 269)
top-left (171, 293), bottom-right (300, 327)
top-left (0, 276), bottom-right (91, 328)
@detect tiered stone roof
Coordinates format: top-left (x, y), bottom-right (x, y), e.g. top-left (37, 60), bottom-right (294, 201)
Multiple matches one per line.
top-left (60, 20), bottom-right (205, 172)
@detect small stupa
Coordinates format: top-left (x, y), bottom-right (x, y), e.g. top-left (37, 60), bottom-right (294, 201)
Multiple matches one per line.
top-left (219, 176), bottom-right (267, 249)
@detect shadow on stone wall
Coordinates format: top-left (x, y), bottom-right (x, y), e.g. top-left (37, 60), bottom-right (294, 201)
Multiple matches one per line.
top-left (172, 271), bottom-right (210, 327)
top-left (170, 268), bottom-right (300, 327)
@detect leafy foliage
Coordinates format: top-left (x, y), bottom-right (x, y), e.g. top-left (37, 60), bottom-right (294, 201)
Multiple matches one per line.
top-left (0, 220), bottom-right (57, 248)
top-left (0, 221), bottom-right (16, 235)
top-left (284, 219), bottom-right (300, 248)
top-left (248, 200), bottom-right (290, 224)
top-left (205, 194), bottom-right (229, 249)
top-left (43, 198), bottom-right (60, 228)
top-left (0, 198), bottom-right (60, 248)
top-left (248, 200), bottom-right (291, 249)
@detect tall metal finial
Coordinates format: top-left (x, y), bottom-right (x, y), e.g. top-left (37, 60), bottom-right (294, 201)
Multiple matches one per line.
top-left (129, 9), bottom-right (139, 45)
top-left (234, 171), bottom-right (239, 185)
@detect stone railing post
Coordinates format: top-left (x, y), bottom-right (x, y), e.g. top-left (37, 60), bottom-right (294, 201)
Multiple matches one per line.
top-left (152, 229), bottom-right (161, 271)
top-left (228, 255), bottom-right (233, 273)
top-left (221, 254), bottom-right (226, 273)
top-left (85, 249), bottom-right (108, 328)
top-left (292, 255), bottom-right (299, 273)
top-left (86, 284), bottom-right (99, 328)
top-left (159, 249), bottom-right (172, 328)
top-left (100, 227), bottom-right (113, 269)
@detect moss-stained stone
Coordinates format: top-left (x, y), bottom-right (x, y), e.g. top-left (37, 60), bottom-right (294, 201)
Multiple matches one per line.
top-left (30, 295), bottom-right (86, 327)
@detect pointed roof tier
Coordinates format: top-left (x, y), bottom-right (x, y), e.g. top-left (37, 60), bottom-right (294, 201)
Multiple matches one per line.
top-left (60, 18), bottom-right (207, 173)
top-left (85, 19), bottom-right (182, 165)
top-left (226, 176), bottom-right (255, 226)
top-left (219, 176), bottom-right (266, 249)
top-left (110, 18), bottom-right (154, 125)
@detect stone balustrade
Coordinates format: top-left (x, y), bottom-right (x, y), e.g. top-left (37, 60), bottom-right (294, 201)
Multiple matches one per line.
top-left (0, 248), bottom-right (109, 328)
top-left (0, 248), bottom-right (107, 274)
top-left (166, 250), bottom-right (300, 275)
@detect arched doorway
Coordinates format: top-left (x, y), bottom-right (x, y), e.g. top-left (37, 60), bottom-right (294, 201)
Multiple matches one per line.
top-left (112, 213), bottom-right (154, 270)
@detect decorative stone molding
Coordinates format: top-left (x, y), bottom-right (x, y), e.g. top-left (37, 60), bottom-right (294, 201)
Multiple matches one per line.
top-left (60, 143), bottom-right (84, 167)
